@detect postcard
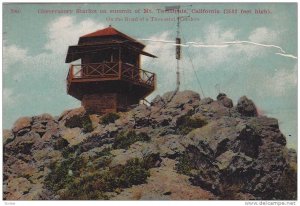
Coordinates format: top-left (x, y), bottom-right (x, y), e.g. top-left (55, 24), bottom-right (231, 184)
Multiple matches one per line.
top-left (3, 2), bottom-right (297, 201)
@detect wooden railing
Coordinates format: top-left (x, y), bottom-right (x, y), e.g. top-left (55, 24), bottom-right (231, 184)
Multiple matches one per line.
top-left (67, 62), bottom-right (155, 89)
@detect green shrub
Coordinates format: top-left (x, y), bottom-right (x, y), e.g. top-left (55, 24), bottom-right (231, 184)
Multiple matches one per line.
top-left (176, 114), bottom-right (207, 135)
top-left (61, 145), bottom-right (79, 159)
top-left (275, 164), bottom-right (297, 200)
top-left (59, 171), bottom-right (112, 200)
top-left (82, 115), bottom-right (93, 133)
top-left (53, 137), bottom-right (69, 150)
top-left (143, 153), bottom-right (161, 169)
top-left (101, 113), bottom-right (120, 125)
top-left (65, 115), bottom-right (82, 128)
top-left (65, 114), bottom-right (93, 133)
top-left (118, 158), bottom-right (150, 187)
top-left (46, 142), bottom-right (156, 200)
top-left (92, 156), bottom-right (113, 170)
top-left (219, 183), bottom-right (244, 200)
top-left (96, 147), bottom-right (112, 157)
top-left (113, 131), bottom-right (150, 149)
top-left (175, 152), bottom-right (194, 175)
top-left (44, 157), bottom-right (84, 192)
top-left (55, 157), bottom-right (151, 200)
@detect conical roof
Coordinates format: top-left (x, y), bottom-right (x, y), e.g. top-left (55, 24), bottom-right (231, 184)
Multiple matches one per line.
top-left (66, 26), bottom-right (156, 63)
top-left (80, 26), bottom-right (143, 46)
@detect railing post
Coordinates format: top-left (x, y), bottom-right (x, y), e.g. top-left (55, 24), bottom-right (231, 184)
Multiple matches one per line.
top-left (132, 66), bottom-right (134, 80)
top-left (154, 74), bottom-right (156, 89)
top-left (118, 47), bottom-right (122, 80)
top-left (118, 62), bottom-right (122, 79)
top-left (70, 65), bottom-right (73, 79)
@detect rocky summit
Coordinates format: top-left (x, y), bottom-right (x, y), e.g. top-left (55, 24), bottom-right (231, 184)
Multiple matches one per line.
top-left (3, 90), bottom-right (297, 200)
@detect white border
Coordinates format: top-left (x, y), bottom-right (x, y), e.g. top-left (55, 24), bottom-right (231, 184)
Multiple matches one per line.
top-left (1, 1), bottom-right (298, 206)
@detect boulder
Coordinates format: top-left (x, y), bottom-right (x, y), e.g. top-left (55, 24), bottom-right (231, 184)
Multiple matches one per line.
top-left (12, 116), bottom-right (32, 135)
top-left (58, 107), bottom-right (86, 127)
top-left (151, 90), bottom-right (200, 109)
top-left (152, 134), bottom-right (185, 158)
top-left (8, 159), bottom-right (39, 178)
top-left (60, 128), bottom-right (86, 146)
top-left (32, 148), bottom-right (62, 166)
top-left (3, 129), bottom-right (14, 145)
top-left (5, 177), bottom-right (32, 200)
top-left (5, 131), bottom-right (41, 155)
top-left (199, 97), bottom-right (214, 105)
top-left (237, 96), bottom-right (258, 117)
top-left (32, 113), bottom-right (54, 124)
top-left (89, 114), bottom-right (100, 129)
top-left (2, 90), bottom-right (296, 200)
top-left (217, 93), bottom-right (233, 108)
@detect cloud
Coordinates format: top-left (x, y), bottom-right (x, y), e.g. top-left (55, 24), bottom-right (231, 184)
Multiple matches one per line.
top-left (140, 31), bottom-right (180, 97)
top-left (249, 27), bottom-right (279, 43)
top-left (262, 65), bottom-right (297, 97)
top-left (202, 24), bottom-right (237, 44)
top-left (3, 88), bottom-right (19, 107)
top-left (141, 31), bottom-right (174, 68)
top-left (3, 44), bottom-right (28, 72)
top-left (45, 16), bottom-right (105, 54)
top-left (140, 24), bottom-right (297, 101)
top-left (3, 16), bottom-right (106, 128)
top-left (4, 16), bottom-right (106, 75)
top-left (4, 17), bottom-right (105, 75)
top-left (141, 24), bottom-right (288, 72)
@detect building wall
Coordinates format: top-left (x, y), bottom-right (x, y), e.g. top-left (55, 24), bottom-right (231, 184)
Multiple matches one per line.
top-left (82, 93), bottom-right (117, 114)
top-left (81, 92), bottom-right (140, 114)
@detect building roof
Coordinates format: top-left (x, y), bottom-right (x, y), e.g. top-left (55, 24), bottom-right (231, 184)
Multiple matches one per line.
top-left (80, 26), bottom-right (142, 45)
top-left (65, 26), bottom-right (157, 63)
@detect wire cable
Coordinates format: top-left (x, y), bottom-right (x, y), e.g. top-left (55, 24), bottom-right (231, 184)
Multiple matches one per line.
top-left (180, 27), bottom-right (206, 98)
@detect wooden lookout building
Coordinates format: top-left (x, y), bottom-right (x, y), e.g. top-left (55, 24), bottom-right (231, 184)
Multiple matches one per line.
top-left (65, 26), bottom-right (157, 114)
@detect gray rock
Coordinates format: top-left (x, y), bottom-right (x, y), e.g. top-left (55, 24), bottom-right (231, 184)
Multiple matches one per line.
top-left (2, 90), bottom-right (296, 200)
top-left (288, 148), bottom-right (297, 164)
top-left (32, 113), bottom-right (54, 124)
top-left (5, 131), bottom-right (41, 155)
top-left (58, 107), bottom-right (86, 127)
top-left (237, 96), bottom-right (258, 117)
top-left (217, 93), bottom-right (233, 108)
top-left (12, 116), bottom-right (32, 135)
top-left (3, 130), bottom-right (14, 145)
top-left (199, 97), bottom-right (214, 105)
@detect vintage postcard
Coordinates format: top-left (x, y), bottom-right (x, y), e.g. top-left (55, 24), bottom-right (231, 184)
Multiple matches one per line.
top-left (2, 2), bottom-right (297, 202)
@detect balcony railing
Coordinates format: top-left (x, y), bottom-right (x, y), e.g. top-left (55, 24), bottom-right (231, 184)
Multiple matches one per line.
top-left (67, 62), bottom-right (156, 90)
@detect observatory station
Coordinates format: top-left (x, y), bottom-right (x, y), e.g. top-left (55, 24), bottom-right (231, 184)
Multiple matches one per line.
top-left (65, 26), bottom-right (157, 114)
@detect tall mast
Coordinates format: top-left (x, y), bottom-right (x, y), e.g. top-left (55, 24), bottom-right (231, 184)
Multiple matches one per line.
top-left (176, 8), bottom-right (181, 91)
top-left (166, 5), bottom-right (181, 92)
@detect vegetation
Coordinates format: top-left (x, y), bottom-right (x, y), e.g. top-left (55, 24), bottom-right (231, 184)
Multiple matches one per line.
top-left (101, 113), bottom-right (120, 125)
top-left (45, 157), bottom-right (85, 193)
top-left (275, 164), bottom-right (297, 200)
top-left (96, 147), bottom-right (112, 157)
top-left (113, 131), bottom-right (151, 149)
top-left (65, 114), bottom-right (93, 133)
top-left (81, 115), bottom-right (93, 133)
top-left (176, 114), bottom-right (207, 135)
top-left (175, 151), bottom-right (194, 175)
top-left (219, 183), bottom-right (244, 200)
top-left (45, 152), bottom-right (156, 200)
top-left (53, 138), bottom-right (69, 150)
top-left (61, 145), bottom-right (79, 159)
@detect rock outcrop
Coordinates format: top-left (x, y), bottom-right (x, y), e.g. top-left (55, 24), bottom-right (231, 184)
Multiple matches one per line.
top-left (3, 91), bottom-right (297, 200)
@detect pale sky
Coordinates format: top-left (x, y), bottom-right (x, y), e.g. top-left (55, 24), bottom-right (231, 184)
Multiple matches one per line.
top-left (3, 3), bottom-right (297, 149)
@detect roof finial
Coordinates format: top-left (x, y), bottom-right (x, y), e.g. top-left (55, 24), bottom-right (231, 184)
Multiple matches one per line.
top-left (109, 24), bottom-right (112, 27)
